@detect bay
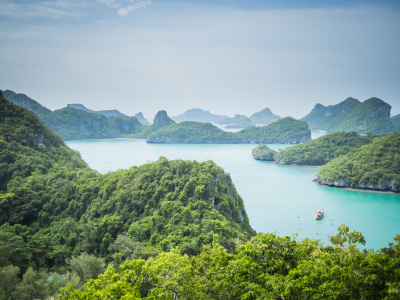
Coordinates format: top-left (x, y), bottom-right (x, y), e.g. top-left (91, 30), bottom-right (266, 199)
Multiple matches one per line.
top-left (66, 133), bottom-right (400, 250)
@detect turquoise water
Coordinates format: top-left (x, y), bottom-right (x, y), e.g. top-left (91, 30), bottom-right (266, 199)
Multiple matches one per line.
top-left (66, 138), bottom-right (400, 250)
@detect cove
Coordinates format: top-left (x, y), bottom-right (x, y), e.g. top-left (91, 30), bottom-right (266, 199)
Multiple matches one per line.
top-left (66, 137), bottom-right (400, 250)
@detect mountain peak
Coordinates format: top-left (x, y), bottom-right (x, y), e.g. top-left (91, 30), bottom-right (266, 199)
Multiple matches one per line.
top-left (134, 112), bottom-right (150, 125)
top-left (154, 110), bottom-right (175, 125)
top-left (249, 108), bottom-right (281, 125)
top-left (0, 90), bottom-right (3, 98)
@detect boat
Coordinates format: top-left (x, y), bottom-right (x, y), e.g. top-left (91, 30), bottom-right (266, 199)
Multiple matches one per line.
top-left (315, 210), bottom-right (324, 220)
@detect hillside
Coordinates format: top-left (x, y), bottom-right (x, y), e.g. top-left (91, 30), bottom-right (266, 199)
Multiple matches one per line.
top-left (147, 117), bottom-right (311, 144)
top-left (171, 108), bottom-right (227, 123)
top-left (134, 112), bottom-right (150, 125)
top-left (67, 103), bottom-right (127, 117)
top-left (391, 114), bottom-right (400, 126)
top-left (274, 132), bottom-right (373, 165)
top-left (301, 97), bottom-right (400, 134)
top-left (252, 144), bottom-right (277, 161)
top-left (2, 90), bottom-right (147, 140)
top-left (219, 114), bottom-right (255, 127)
top-left (249, 108), bottom-right (281, 124)
top-left (225, 117), bottom-right (255, 128)
top-left (316, 132), bottom-right (400, 192)
top-left (0, 95), bottom-right (254, 272)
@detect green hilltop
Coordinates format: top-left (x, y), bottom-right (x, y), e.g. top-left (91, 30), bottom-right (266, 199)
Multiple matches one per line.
top-left (0, 94), bottom-right (254, 271)
top-left (67, 103), bottom-right (127, 117)
top-left (1, 92), bottom-right (400, 299)
top-left (301, 97), bottom-right (400, 134)
top-left (316, 132), bottom-right (400, 192)
top-left (391, 114), bottom-right (400, 127)
top-left (147, 117), bottom-right (311, 144)
top-left (273, 132), bottom-right (373, 166)
top-left (249, 107), bottom-right (281, 124)
top-left (2, 90), bottom-right (310, 144)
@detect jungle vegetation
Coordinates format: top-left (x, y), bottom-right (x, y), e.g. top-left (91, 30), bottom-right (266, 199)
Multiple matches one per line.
top-left (316, 132), bottom-right (400, 190)
top-left (301, 97), bottom-right (400, 134)
top-left (273, 132), bottom-right (374, 165)
top-left (1, 95), bottom-right (400, 299)
top-left (59, 226), bottom-right (400, 300)
top-left (0, 96), bottom-right (254, 298)
top-left (146, 117), bottom-right (311, 144)
top-left (252, 144), bottom-right (277, 161)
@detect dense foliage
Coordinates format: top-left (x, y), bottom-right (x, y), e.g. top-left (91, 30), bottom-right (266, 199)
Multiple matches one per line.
top-left (274, 132), bottom-right (373, 165)
top-left (0, 97), bottom-right (254, 288)
top-left (249, 107), bottom-right (281, 124)
top-left (147, 117), bottom-right (311, 144)
top-left (302, 97), bottom-right (400, 134)
top-left (391, 114), bottom-right (400, 127)
top-left (67, 103), bottom-right (128, 117)
top-left (59, 226), bottom-right (400, 300)
top-left (251, 144), bottom-right (277, 161)
top-left (317, 132), bottom-right (400, 191)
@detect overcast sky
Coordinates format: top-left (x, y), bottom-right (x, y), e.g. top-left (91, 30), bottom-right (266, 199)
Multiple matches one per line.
top-left (1, 0), bottom-right (399, 121)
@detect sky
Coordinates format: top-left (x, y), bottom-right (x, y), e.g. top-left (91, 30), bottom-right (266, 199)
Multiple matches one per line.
top-left (1, 0), bottom-right (400, 122)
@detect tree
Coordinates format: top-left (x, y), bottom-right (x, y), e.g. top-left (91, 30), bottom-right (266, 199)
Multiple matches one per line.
top-left (66, 253), bottom-right (106, 282)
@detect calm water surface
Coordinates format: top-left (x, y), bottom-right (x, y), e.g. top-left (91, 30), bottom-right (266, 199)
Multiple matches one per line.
top-left (66, 133), bottom-right (400, 250)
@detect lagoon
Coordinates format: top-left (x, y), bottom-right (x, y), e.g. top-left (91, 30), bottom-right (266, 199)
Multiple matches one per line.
top-left (66, 135), bottom-right (400, 250)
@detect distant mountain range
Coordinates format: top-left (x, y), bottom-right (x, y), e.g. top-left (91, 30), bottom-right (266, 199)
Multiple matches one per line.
top-left (171, 108), bottom-right (227, 123)
top-left (172, 108), bottom-right (281, 128)
top-left (1, 90), bottom-right (309, 144)
top-left (249, 108), bottom-right (281, 125)
top-left (67, 103), bottom-right (127, 117)
top-left (301, 97), bottom-right (400, 134)
top-left (219, 114), bottom-right (255, 128)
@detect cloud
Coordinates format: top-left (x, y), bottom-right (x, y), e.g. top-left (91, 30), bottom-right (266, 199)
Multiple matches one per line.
top-left (117, 0), bottom-right (152, 17)
top-left (0, 0), bottom-right (86, 19)
top-left (40, 0), bottom-right (86, 7)
top-left (97, 0), bottom-right (120, 9)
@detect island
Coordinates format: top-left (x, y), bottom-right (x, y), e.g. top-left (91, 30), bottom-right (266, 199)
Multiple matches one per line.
top-left (301, 97), bottom-right (400, 134)
top-left (219, 114), bottom-right (255, 128)
top-left (1, 91), bottom-right (399, 299)
top-left (1, 90), bottom-right (311, 144)
top-left (252, 144), bottom-right (277, 161)
top-left (147, 116), bottom-right (311, 144)
top-left (249, 108), bottom-right (281, 125)
top-left (316, 132), bottom-right (400, 192)
top-left (171, 108), bottom-right (228, 123)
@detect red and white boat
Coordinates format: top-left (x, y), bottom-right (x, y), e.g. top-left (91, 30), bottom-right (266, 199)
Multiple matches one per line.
top-left (315, 210), bottom-right (324, 220)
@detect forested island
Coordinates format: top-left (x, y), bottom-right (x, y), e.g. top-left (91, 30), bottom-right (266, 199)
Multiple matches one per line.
top-left (146, 117), bottom-right (311, 144)
top-left (316, 132), bottom-right (400, 192)
top-left (301, 97), bottom-right (400, 134)
top-left (1, 93), bottom-right (400, 298)
top-left (252, 132), bottom-right (373, 166)
top-left (2, 90), bottom-right (310, 144)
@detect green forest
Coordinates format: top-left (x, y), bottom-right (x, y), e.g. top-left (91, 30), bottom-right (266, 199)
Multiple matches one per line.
top-left (1, 95), bottom-right (400, 299)
top-left (316, 132), bottom-right (400, 192)
top-left (146, 117), bottom-right (311, 144)
top-left (2, 90), bottom-right (310, 144)
top-left (301, 97), bottom-right (400, 134)
top-left (273, 132), bottom-right (374, 165)
top-left (252, 144), bottom-right (277, 161)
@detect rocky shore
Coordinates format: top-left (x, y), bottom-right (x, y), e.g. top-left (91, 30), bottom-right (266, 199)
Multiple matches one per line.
top-left (314, 178), bottom-right (399, 192)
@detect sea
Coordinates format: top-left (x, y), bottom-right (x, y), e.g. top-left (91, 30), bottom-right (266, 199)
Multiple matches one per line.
top-left (66, 130), bottom-right (400, 250)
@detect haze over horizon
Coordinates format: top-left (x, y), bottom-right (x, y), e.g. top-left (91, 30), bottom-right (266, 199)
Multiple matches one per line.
top-left (1, 0), bottom-right (399, 120)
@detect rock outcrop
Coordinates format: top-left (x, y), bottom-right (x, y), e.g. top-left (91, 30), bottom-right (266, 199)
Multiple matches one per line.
top-left (153, 110), bottom-right (176, 126)
top-left (316, 179), bottom-right (399, 192)
top-left (252, 144), bottom-right (277, 161)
